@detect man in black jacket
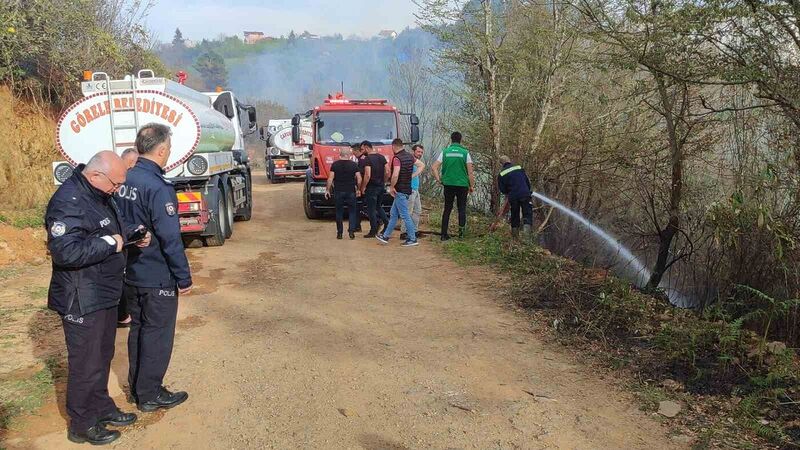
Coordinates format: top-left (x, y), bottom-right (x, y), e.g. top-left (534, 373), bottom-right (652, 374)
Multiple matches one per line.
top-left (46, 151), bottom-right (150, 445)
top-left (497, 155), bottom-right (533, 239)
top-left (117, 123), bottom-right (192, 413)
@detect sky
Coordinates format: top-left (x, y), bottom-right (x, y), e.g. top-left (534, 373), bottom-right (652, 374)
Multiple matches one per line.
top-left (146, 0), bottom-right (421, 42)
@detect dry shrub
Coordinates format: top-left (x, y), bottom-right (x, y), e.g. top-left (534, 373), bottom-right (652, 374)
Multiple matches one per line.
top-left (0, 87), bottom-right (57, 212)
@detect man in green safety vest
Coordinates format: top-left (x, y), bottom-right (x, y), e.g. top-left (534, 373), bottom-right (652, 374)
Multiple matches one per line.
top-left (431, 132), bottom-right (475, 241)
top-left (497, 155), bottom-right (533, 239)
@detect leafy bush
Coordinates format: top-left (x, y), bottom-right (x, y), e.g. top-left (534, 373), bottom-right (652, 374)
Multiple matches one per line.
top-left (1, 0), bottom-right (166, 108)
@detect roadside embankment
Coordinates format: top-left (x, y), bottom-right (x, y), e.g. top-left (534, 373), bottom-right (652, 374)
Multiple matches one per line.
top-left (430, 207), bottom-right (800, 449)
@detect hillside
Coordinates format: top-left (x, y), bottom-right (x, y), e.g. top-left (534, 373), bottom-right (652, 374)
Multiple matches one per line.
top-left (0, 87), bottom-right (57, 217)
top-left (158, 29), bottom-right (439, 112)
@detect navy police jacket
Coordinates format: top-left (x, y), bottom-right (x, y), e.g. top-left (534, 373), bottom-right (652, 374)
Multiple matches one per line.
top-left (498, 162), bottom-right (532, 201)
top-left (117, 158), bottom-right (192, 289)
top-left (46, 166), bottom-right (135, 316)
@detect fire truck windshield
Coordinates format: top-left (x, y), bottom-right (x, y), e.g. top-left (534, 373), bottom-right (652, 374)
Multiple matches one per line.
top-left (317, 111), bottom-right (396, 145)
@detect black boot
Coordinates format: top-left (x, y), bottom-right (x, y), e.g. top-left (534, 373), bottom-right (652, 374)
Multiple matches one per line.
top-left (67, 424), bottom-right (120, 445)
top-left (138, 387), bottom-right (189, 412)
top-left (98, 409), bottom-right (137, 427)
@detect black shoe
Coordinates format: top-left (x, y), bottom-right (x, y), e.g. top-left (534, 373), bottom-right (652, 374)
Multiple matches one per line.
top-left (363, 232), bottom-right (376, 238)
top-left (138, 387), bottom-right (188, 412)
top-left (400, 232), bottom-right (408, 240)
top-left (98, 409), bottom-right (137, 427)
top-left (440, 234), bottom-right (451, 242)
top-left (349, 231), bottom-right (355, 239)
top-left (337, 234), bottom-right (343, 240)
top-left (67, 424), bottom-right (120, 445)
top-left (354, 226), bottom-right (363, 232)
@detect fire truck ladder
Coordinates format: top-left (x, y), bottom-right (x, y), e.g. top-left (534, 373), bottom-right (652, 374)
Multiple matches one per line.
top-left (93, 71), bottom-right (141, 151)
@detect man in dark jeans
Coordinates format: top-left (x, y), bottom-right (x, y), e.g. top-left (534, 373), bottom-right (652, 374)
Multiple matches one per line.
top-left (352, 143), bottom-right (366, 232)
top-left (327, 147), bottom-right (362, 239)
top-left (359, 140), bottom-right (390, 238)
top-left (497, 155), bottom-right (533, 239)
top-left (431, 132), bottom-right (475, 240)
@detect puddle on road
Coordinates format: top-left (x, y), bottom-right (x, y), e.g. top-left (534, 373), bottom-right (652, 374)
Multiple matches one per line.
top-left (177, 315), bottom-right (207, 330)
top-left (190, 268), bottom-right (225, 295)
top-left (238, 251), bottom-right (292, 287)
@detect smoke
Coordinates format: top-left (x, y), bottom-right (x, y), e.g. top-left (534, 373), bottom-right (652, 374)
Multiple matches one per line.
top-left (225, 30), bottom-right (440, 113)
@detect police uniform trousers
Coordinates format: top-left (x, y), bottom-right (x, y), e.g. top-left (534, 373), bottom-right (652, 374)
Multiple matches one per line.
top-left (510, 197), bottom-right (533, 229)
top-left (124, 284), bottom-right (179, 404)
top-left (61, 302), bottom-right (118, 433)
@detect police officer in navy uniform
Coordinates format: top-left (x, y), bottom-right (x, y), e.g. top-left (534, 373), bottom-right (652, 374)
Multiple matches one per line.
top-left (117, 123), bottom-right (192, 412)
top-left (46, 151), bottom-right (150, 445)
top-left (497, 155), bottom-right (533, 239)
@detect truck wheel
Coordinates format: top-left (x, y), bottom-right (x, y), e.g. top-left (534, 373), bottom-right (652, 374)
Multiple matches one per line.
top-left (204, 188), bottom-right (226, 247)
top-left (224, 184), bottom-right (235, 239)
top-left (234, 171), bottom-right (253, 222)
top-left (303, 182), bottom-right (323, 220)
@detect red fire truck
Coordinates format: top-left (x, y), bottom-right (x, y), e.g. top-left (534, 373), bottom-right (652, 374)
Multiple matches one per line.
top-left (292, 94), bottom-right (419, 219)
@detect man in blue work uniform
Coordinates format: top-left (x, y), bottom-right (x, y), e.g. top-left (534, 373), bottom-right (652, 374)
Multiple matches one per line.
top-left (46, 151), bottom-right (148, 445)
top-left (497, 155), bottom-right (533, 239)
top-left (117, 123), bottom-right (192, 412)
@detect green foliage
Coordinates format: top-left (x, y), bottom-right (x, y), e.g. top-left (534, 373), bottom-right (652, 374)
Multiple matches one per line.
top-left (172, 28), bottom-right (184, 47)
top-left (0, 206), bottom-right (45, 229)
top-left (193, 51), bottom-right (228, 90)
top-left (0, 360), bottom-right (57, 431)
top-left (0, 0), bottom-right (166, 107)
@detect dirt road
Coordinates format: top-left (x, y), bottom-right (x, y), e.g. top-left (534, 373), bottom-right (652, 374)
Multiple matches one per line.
top-left (4, 178), bottom-right (684, 449)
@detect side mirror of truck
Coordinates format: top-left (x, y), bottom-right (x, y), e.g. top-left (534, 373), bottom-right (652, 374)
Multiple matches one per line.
top-left (291, 114), bottom-right (301, 126)
top-left (410, 124), bottom-right (420, 143)
top-left (409, 114), bottom-right (420, 126)
top-left (247, 106), bottom-right (257, 132)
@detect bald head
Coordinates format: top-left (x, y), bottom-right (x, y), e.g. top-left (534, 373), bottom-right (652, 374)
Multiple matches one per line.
top-left (84, 151), bottom-right (127, 194)
top-left (121, 147), bottom-right (138, 169)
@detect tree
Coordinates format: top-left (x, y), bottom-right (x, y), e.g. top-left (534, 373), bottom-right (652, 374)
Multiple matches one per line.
top-left (416, 0), bottom-right (516, 211)
top-left (576, 0), bottom-right (717, 291)
top-left (193, 51), bottom-right (228, 89)
top-left (172, 27), bottom-right (185, 47)
top-left (288, 30), bottom-right (296, 45)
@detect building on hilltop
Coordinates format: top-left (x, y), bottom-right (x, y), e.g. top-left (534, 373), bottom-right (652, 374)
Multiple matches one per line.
top-left (244, 31), bottom-right (266, 44)
top-left (299, 31), bottom-right (320, 40)
top-left (378, 30), bottom-right (398, 39)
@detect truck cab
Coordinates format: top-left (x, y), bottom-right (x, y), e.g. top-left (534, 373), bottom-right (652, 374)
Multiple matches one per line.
top-left (293, 94), bottom-right (419, 219)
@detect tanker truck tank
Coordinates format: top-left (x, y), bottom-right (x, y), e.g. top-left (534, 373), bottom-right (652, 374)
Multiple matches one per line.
top-left (261, 118), bottom-right (312, 183)
top-left (56, 70), bottom-right (241, 175)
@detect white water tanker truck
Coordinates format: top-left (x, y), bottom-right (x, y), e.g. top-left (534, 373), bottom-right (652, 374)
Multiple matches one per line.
top-left (52, 69), bottom-right (257, 247)
top-left (259, 118), bottom-right (312, 183)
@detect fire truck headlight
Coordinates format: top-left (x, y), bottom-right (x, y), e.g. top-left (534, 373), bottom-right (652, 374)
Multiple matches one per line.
top-left (54, 163), bottom-right (74, 184)
top-left (186, 155), bottom-right (208, 176)
top-left (269, 147), bottom-right (281, 156)
top-left (310, 186), bottom-right (327, 195)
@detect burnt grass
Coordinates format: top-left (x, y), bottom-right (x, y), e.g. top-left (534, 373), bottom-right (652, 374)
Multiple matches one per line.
top-left (435, 214), bottom-right (800, 449)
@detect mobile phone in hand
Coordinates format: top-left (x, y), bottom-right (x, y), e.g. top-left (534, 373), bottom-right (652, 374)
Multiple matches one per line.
top-left (125, 227), bottom-right (147, 247)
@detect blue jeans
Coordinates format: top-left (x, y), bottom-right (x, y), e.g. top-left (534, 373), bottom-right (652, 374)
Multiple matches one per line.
top-left (384, 192), bottom-right (415, 241)
top-left (334, 191), bottom-right (357, 234)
